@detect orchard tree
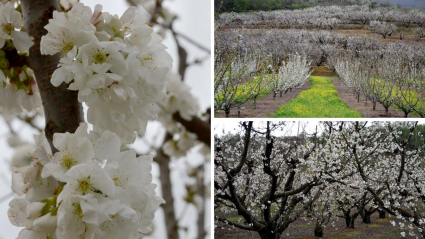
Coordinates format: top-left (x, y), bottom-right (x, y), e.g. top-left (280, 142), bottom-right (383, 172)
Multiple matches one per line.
top-left (214, 43), bottom-right (258, 117)
top-left (2, 1), bottom-right (211, 239)
top-left (214, 121), bottom-right (324, 239)
top-left (369, 20), bottom-right (397, 39)
top-left (277, 53), bottom-right (311, 96)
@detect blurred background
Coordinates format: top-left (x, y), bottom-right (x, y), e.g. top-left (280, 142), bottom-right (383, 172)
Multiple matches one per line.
top-left (0, 0), bottom-right (211, 238)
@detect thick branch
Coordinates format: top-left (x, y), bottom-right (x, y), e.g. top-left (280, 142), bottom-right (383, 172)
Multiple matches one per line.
top-left (21, 0), bottom-right (84, 150)
top-left (173, 112), bottom-right (210, 147)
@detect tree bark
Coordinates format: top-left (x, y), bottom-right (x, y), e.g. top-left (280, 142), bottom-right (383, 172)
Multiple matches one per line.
top-left (314, 221), bottom-right (324, 237)
top-left (156, 134), bottom-right (180, 239)
top-left (21, 0), bottom-right (84, 150)
top-left (363, 212), bottom-right (371, 224)
top-left (378, 209), bottom-right (386, 219)
top-left (196, 164), bottom-right (206, 239)
top-left (172, 112), bottom-right (210, 147)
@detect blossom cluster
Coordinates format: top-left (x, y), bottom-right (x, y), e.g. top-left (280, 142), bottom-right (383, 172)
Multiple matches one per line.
top-left (8, 123), bottom-right (164, 238)
top-left (0, 2), bottom-right (41, 114)
top-left (40, 3), bottom-right (172, 143)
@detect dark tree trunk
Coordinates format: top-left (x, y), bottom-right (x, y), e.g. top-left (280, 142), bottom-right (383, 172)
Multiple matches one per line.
top-left (225, 109), bottom-right (230, 118)
top-left (344, 212), bottom-right (351, 228)
top-left (363, 212), bottom-right (371, 224)
top-left (378, 210), bottom-right (386, 219)
top-left (373, 101), bottom-right (376, 110)
top-left (314, 221), bottom-right (324, 237)
top-left (280, 91), bottom-right (283, 97)
top-left (348, 216), bottom-right (356, 229)
top-left (273, 91), bottom-right (276, 100)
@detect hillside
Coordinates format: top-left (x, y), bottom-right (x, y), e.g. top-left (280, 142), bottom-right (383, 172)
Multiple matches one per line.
top-left (376, 0), bottom-right (425, 10)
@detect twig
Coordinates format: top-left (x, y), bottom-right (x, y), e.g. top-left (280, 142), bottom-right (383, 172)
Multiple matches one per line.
top-left (17, 116), bottom-right (43, 131)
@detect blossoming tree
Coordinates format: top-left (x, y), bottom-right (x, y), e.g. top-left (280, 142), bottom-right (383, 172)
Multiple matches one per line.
top-left (215, 121), bottom-right (425, 238)
top-left (1, 0), bottom-right (210, 238)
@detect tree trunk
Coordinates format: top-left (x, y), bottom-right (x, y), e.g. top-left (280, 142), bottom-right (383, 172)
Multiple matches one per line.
top-left (344, 213), bottom-right (350, 228)
top-left (273, 91), bottom-right (276, 100)
top-left (280, 91), bottom-right (283, 97)
top-left (384, 105), bottom-right (389, 116)
top-left (314, 221), bottom-right (324, 237)
top-left (21, 0), bottom-right (84, 151)
top-left (348, 216), bottom-right (356, 229)
top-left (225, 109), bottom-right (230, 118)
top-left (378, 210), bottom-right (386, 219)
top-left (363, 212), bottom-right (371, 224)
top-left (373, 101), bottom-right (376, 110)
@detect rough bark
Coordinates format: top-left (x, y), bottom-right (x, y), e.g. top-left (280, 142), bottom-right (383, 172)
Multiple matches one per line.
top-left (20, 0), bottom-right (84, 150)
top-left (363, 212), bottom-right (371, 224)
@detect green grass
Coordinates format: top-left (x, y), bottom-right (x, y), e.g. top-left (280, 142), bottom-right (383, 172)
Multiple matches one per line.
top-left (271, 76), bottom-right (362, 118)
top-left (369, 78), bottom-right (425, 116)
top-left (234, 76), bottom-right (270, 104)
top-left (226, 216), bottom-right (243, 222)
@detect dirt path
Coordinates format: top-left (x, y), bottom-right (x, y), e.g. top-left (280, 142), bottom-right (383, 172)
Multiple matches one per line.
top-left (215, 212), bottom-right (415, 238)
top-left (214, 80), bottom-right (311, 118)
top-left (332, 78), bottom-right (419, 118)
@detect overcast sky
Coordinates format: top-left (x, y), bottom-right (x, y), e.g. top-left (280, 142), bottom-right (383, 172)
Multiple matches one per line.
top-left (0, 1), bottom-right (211, 239)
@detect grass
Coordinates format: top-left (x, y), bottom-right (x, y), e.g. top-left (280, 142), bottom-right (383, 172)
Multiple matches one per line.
top-left (216, 75), bottom-right (270, 105)
top-left (369, 78), bottom-right (425, 116)
top-left (226, 216), bottom-right (243, 222)
top-left (271, 76), bottom-right (362, 118)
top-left (234, 75), bottom-right (270, 104)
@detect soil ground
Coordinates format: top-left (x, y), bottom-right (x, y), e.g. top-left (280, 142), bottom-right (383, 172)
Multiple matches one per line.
top-left (215, 212), bottom-right (416, 238)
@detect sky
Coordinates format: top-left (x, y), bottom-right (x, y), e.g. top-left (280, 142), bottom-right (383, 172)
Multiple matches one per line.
top-left (0, 0), bottom-right (211, 239)
top-left (214, 120), bottom-right (322, 137)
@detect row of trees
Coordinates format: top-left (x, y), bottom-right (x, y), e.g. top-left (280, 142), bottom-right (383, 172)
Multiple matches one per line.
top-left (214, 39), bottom-right (312, 117)
top-left (216, 4), bottom-right (425, 32)
top-left (215, 121), bottom-right (425, 238)
top-left (214, 0), bottom-right (400, 13)
top-left (333, 54), bottom-right (425, 117)
top-left (215, 28), bottom-right (425, 117)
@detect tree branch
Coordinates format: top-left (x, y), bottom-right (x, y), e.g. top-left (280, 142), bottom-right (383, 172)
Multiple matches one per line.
top-left (173, 112), bottom-right (210, 147)
top-left (20, 0), bottom-right (84, 151)
top-left (155, 133), bottom-right (179, 239)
